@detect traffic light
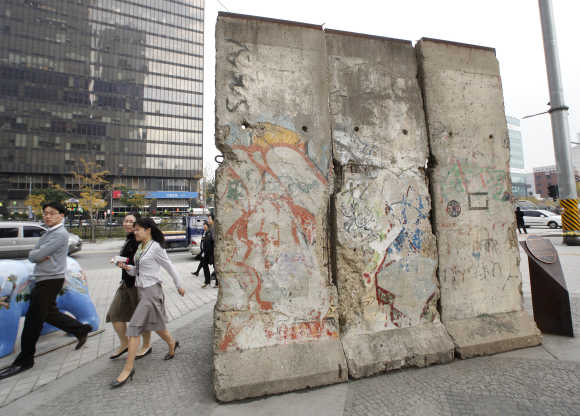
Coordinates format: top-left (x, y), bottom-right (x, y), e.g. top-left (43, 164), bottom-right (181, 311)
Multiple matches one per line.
top-left (547, 184), bottom-right (559, 201)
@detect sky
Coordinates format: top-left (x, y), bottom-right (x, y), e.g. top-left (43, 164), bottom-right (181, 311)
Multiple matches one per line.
top-left (202, 0), bottom-right (580, 174)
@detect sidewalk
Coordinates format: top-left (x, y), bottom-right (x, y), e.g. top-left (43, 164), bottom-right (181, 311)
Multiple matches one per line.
top-left (1, 233), bottom-right (579, 415)
top-left (0, 250), bottom-right (217, 407)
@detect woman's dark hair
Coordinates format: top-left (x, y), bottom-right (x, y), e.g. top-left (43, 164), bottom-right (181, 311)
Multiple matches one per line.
top-left (42, 201), bottom-right (66, 214)
top-left (135, 217), bottom-right (165, 248)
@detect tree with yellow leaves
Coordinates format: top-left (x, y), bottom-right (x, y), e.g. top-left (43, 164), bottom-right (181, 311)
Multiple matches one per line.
top-left (24, 194), bottom-right (46, 219)
top-left (74, 159), bottom-right (109, 241)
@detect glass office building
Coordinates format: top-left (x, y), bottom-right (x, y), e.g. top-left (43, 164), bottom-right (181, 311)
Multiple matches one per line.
top-left (507, 116), bottom-right (524, 170)
top-left (506, 115), bottom-right (529, 197)
top-left (0, 0), bottom-right (203, 213)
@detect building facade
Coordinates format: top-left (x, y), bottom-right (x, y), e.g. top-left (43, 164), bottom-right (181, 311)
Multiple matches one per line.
top-left (533, 164), bottom-right (580, 199)
top-left (533, 165), bottom-right (559, 199)
top-left (572, 143), bottom-right (580, 171)
top-left (506, 115), bottom-right (530, 197)
top-left (0, 0), bottom-right (204, 214)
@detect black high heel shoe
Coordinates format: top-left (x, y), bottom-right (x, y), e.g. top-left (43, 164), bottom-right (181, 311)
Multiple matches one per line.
top-left (164, 341), bottom-right (180, 360)
top-left (109, 347), bottom-right (128, 359)
top-left (111, 368), bottom-right (135, 389)
top-left (135, 346), bottom-right (152, 360)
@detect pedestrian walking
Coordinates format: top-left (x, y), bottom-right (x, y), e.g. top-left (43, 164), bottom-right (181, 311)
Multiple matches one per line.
top-left (515, 207), bottom-right (527, 234)
top-left (191, 260), bottom-right (203, 277)
top-left (0, 202), bottom-right (92, 380)
top-left (112, 217), bottom-right (185, 388)
top-left (200, 221), bottom-right (214, 288)
top-left (208, 213), bottom-right (218, 287)
top-left (106, 214), bottom-right (152, 360)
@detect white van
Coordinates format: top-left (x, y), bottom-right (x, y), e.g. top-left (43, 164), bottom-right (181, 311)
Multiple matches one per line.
top-left (0, 222), bottom-right (82, 259)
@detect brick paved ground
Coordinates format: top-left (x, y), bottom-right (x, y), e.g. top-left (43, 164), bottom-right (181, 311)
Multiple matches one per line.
top-left (0, 245), bottom-right (216, 408)
top-left (343, 357), bottom-right (580, 416)
top-left (4, 295), bottom-right (579, 416)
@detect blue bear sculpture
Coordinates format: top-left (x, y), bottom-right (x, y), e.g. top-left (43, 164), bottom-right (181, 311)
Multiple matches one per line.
top-left (0, 257), bottom-right (99, 358)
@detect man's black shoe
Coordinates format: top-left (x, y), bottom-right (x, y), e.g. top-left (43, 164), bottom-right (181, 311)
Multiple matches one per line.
top-left (75, 325), bottom-right (92, 350)
top-left (0, 363), bottom-right (33, 380)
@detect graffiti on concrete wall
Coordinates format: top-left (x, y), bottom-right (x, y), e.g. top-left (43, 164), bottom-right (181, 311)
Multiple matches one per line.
top-left (438, 159), bottom-right (510, 205)
top-left (217, 122), bottom-right (337, 351)
top-left (224, 38), bottom-right (250, 113)
top-left (438, 224), bottom-right (520, 291)
top-left (338, 177), bottom-right (438, 331)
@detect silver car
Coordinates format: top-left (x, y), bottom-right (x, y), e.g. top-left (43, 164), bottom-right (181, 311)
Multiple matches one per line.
top-left (522, 210), bottom-right (562, 229)
top-left (0, 222), bottom-right (82, 259)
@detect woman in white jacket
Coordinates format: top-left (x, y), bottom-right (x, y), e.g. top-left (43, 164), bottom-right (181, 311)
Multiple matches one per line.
top-left (112, 217), bottom-right (185, 388)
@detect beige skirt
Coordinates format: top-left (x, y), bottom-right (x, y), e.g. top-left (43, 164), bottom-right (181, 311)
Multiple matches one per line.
top-left (106, 283), bottom-right (139, 323)
top-left (126, 283), bottom-right (168, 337)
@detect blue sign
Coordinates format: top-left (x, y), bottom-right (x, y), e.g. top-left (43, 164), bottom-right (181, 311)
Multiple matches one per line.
top-left (145, 191), bottom-right (199, 199)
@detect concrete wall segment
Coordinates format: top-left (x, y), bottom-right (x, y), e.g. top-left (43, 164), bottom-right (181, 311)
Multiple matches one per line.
top-left (327, 31), bottom-right (454, 376)
top-left (213, 15), bottom-right (346, 401)
top-left (417, 38), bottom-right (541, 356)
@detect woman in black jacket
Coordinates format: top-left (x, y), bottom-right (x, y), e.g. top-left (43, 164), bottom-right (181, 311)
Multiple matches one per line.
top-left (200, 221), bottom-right (214, 288)
top-left (106, 214), bottom-right (152, 359)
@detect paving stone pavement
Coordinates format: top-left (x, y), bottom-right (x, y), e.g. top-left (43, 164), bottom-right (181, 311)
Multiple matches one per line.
top-left (1, 294), bottom-right (578, 416)
top-left (343, 353), bottom-right (580, 416)
top-left (0, 249), bottom-right (217, 408)
top-left (22, 306), bottom-right (218, 416)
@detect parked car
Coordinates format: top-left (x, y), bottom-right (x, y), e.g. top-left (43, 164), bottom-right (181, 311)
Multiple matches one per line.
top-left (189, 215), bottom-right (207, 256)
top-left (0, 222), bottom-right (82, 259)
top-left (516, 200), bottom-right (537, 209)
top-left (522, 210), bottom-right (562, 229)
top-left (68, 233), bottom-right (83, 254)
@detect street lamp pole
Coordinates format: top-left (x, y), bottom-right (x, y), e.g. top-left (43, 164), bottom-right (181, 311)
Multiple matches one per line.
top-left (538, 0), bottom-right (580, 245)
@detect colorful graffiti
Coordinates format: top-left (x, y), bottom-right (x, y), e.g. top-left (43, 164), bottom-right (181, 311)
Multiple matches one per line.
top-left (217, 122), bottom-right (337, 351)
top-left (338, 176), bottom-right (438, 331)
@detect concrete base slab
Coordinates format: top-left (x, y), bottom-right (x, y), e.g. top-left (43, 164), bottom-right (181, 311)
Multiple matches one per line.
top-left (210, 382), bottom-right (348, 416)
top-left (213, 339), bottom-right (348, 402)
top-left (341, 322), bottom-right (455, 379)
top-left (445, 311), bottom-right (542, 358)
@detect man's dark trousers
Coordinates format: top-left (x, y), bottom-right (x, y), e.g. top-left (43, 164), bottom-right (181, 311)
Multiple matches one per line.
top-left (14, 278), bottom-right (86, 367)
top-left (202, 260), bottom-right (211, 285)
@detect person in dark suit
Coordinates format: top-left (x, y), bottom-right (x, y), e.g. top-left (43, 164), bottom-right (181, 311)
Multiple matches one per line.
top-left (200, 221), bottom-right (214, 288)
top-left (208, 213), bottom-right (218, 287)
top-left (0, 202), bottom-right (92, 380)
top-left (515, 207), bottom-right (527, 234)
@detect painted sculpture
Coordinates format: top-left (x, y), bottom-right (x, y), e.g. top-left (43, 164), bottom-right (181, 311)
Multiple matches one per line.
top-left (0, 257), bottom-right (99, 358)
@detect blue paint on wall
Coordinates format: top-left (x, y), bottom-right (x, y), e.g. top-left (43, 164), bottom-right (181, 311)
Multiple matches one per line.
top-left (411, 229), bottom-right (423, 250)
top-left (392, 230), bottom-right (407, 253)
